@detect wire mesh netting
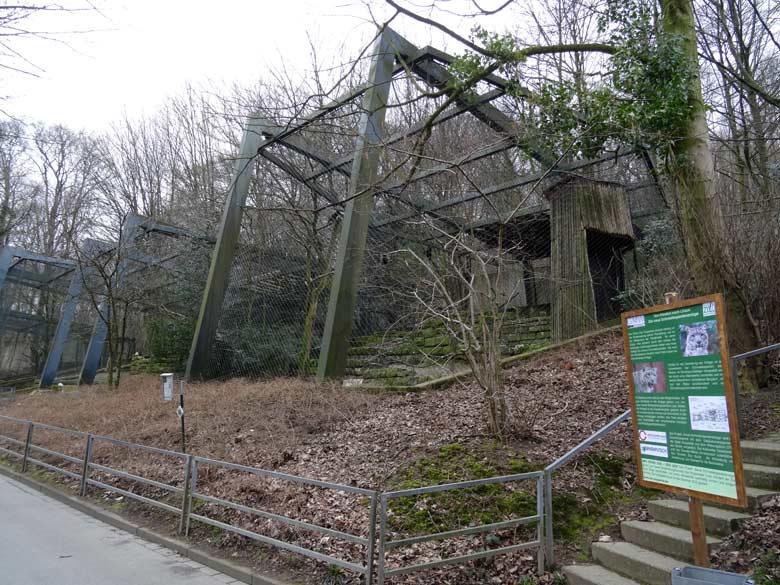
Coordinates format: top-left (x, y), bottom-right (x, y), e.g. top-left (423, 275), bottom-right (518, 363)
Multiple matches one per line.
top-left (0, 217), bottom-right (214, 387)
top-left (116, 221), bottom-right (214, 373)
top-left (200, 53), bottom-right (669, 385)
top-left (0, 257), bottom-right (92, 386)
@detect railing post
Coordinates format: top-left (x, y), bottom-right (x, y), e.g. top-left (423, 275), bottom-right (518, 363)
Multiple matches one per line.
top-left (544, 470), bottom-right (554, 569)
top-left (21, 422), bottom-right (33, 472)
top-left (80, 434), bottom-right (94, 496)
top-left (377, 494), bottom-right (387, 585)
top-left (536, 476), bottom-right (544, 575)
top-left (366, 492), bottom-right (378, 585)
top-left (185, 458), bottom-right (198, 536)
top-left (730, 356), bottom-right (743, 436)
top-left (179, 455), bottom-right (194, 535)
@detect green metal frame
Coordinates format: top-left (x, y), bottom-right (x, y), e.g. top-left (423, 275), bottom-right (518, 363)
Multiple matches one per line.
top-left (181, 26), bottom-right (660, 382)
top-left (315, 29), bottom-right (398, 379)
top-left (185, 117), bottom-right (267, 380)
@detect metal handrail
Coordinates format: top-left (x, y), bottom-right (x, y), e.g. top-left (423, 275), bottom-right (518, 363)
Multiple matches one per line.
top-left (0, 415), bottom-right (379, 583)
top-left (730, 342), bottom-right (780, 435)
top-left (187, 455), bottom-right (378, 581)
top-left (0, 409), bottom-right (639, 580)
top-left (91, 434), bottom-right (189, 459)
top-left (88, 462), bottom-right (183, 494)
top-left (193, 455), bottom-right (374, 496)
top-left (541, 409), bottom-right (632, 568)
top-left (384, 470), bottom-right (542, 497)
top-left (377, 472), bottom-right (545, 584)
top-left (189, 490), bottom-right (367, 544)
top-left (545, 410), bottom-right (631, 473)
top-left (732, 342), bottom-right (780, 362)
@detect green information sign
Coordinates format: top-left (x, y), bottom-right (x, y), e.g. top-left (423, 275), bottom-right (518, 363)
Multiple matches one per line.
top-left (622, 294), bottom-right (746, 507)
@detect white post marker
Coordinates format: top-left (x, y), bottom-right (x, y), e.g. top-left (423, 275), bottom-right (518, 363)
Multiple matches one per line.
top-left (161, 373), bottom-right (174, 401)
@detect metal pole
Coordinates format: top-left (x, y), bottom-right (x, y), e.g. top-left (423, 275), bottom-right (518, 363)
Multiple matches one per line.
top-left (179, 454), bottom-right (194, 535)
top-left (186, 116), bottom-right (265, 380)
top-left (317, 29), bottom-right (396, 379)
top-left (0, 247), bottom-right (13, 340)
top-left (377, 495), bottom-right (388, 585)
top-left (536, 476), bottom-right (544, 575)
top-left (39, 266), bottom-right (85, 387)
top-left (21, 422), bottom-right (33, 472)
top-left (179, 393), bottom-right (186, 454)
top-left (80, 434), bottom-right (94, 496)
top-left (731, 356), bottom-right (742, 436)
top-left (366, 492), bottom-right (378, 585)
top-left (185, 459), bottom-right (198, 536)
top-left (544, 470), bottom-right (553, 569)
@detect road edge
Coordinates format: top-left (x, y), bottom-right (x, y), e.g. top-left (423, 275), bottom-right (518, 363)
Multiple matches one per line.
top-left (0, 464), bottom-right (291, 585)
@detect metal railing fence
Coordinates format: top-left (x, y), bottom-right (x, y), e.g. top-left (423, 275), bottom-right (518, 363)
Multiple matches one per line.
top-left (85, 433), bottom-right (189, 517)
top-left (377, 472), bottom-right (545, 584)
top-left (0, 405), bottom-right (646, 579)
top-left (185, 455), bottom-right (378, 581)
top-left (541, 408), bottom-right (632, 568)
top-left (731, 342), bottom-right (780, 436)
top-left (0, 414), bottom-right (382, 583)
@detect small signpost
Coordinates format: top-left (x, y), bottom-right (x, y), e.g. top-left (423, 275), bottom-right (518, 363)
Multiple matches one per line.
top-left (161, 373), bottom-right (174, 401)
top-left (161, 373), bottom-right (186, 454)
top-left (621, 293), bottom-right (746, 567)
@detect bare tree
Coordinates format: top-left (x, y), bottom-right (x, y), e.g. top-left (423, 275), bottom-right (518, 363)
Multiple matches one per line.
top-left (98, 112), bottom-right (170, 220)
top-left (21, 123), bottom-right (102, 257)
top-left (0, 119), bottom-right (32, 244)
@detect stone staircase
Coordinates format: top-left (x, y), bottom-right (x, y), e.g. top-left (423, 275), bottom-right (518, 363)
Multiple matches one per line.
top-left (563, 438), bottom-right (780, 585)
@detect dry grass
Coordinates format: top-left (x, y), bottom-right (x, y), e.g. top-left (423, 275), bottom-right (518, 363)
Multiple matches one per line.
top-left (1, 376), bottom-right (374, 468)
top-left (0, 332), bottom-right (650, 584)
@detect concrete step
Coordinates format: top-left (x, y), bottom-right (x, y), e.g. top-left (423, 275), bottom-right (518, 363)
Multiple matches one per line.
top-left (621, 520), bottom-right (720, 562)
top-left (707, 486), bottom-right (779, 512)
top-left (563, 564), bottom-right (642, 585)
top-left (741, 440), bottom-right (780, 467)
top-left (592, 541), bottom-right (681, 585)
top-left (743, 463), bottom-right (780, 490)
top-left (647, 499), bottom-right (751, 537)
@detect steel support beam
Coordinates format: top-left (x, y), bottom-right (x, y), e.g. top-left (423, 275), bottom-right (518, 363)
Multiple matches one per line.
top-left (79, 301), bottom-right (107, 384)
top-left (316, 29), bottom-right (397, 380)
top-left (137, 217), bottom-right (215, 243)
top-left (77, 216), bottom-right (144, 385)
top-left (0, 246), bottom-right (13, 292)
top-left (408, 58), bottom-right (555, 166)
top-left (4, 267), bottom-right (74, 289)
top-left (3, 247), bottom-right (75, 269)
top-left (374, 147), bottom-right (638, 229)
top-left (38, 264), bottom-right (84, 387)
top-left (186, 116), bottom-right (265, 380)
top-left (302, 88), bottom-right (506, 182)
top-left (258, 149), bottom-right (341, 205)
top-left (0, 246), bottom-right (14, 339)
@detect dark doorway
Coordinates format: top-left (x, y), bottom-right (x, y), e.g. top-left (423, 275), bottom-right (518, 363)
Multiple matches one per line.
top-left (586, 230), bottom-right (634, 322)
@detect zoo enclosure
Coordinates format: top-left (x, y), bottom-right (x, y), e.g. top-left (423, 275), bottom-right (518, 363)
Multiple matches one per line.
top-left (185, 26), bottom-right (666, 384)
top-left (0, 215), bottom-right (213, 389)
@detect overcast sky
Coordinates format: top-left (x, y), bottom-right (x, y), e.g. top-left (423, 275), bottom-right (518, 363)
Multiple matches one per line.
top-left (5, 0), bottom-right (504, 132)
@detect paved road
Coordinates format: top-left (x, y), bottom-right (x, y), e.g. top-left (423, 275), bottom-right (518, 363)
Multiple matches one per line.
top-left (0, 474), bottom-right (241, 585)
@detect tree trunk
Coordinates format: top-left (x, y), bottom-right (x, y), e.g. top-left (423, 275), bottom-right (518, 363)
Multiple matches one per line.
top-left (661, 0), bottom-right (760, 357)
top-left (661, 0), bottom-right (763, 393)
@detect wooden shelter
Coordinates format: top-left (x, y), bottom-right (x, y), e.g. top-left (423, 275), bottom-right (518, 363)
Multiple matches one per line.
top-left (546, 178), bottom-right (635, 342)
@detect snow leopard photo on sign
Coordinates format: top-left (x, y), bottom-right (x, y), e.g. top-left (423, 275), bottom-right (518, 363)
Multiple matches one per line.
top-left (632, 361), bottom-right (667, 393)
top-left (679, 320), bottom-right (720, 358)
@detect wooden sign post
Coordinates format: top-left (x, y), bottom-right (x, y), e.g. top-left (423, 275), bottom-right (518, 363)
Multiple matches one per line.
top-left (622, 293), bottom-right (746, 568)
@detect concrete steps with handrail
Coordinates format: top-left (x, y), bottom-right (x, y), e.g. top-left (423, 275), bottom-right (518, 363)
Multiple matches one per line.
top-left (562, 438), bottom-right (780, 585)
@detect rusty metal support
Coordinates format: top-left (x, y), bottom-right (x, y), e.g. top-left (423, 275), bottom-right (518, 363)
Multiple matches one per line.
top-left (316, 30), bottom-right (397, 379)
